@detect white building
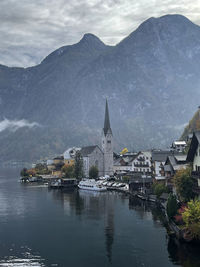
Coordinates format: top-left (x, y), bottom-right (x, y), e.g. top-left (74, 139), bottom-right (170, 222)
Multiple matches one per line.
top-left (131, 151), bottom-right (152, 174)
top-left (171, 140), bottom-right (186, 153)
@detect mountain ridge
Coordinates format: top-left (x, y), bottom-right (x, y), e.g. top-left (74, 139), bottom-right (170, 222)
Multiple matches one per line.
top-left (0, 14), bottom-right (200, 162)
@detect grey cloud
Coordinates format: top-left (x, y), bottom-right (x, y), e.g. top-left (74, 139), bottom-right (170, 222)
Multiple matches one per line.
top-left (0, 0), bottom-right (200, 67)
top-left (0, 119), bottom-right (40, 133)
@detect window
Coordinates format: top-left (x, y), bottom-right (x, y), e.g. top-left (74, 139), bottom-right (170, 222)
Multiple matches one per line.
top-left (107, 140), bottom-right (111, 144)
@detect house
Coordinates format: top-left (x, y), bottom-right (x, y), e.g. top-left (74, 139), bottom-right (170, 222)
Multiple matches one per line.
top-left (186, 132), bottom-right (200, 194)
top-left (129, 173), bottom-right (153, 192)
top-left (131, 151), bottom-right (152, 174)
top-left (53, 156), bottom-right (64, 165)
top-left (171, 140), bottom-right (186, 153)
top-left (164, 154), bottom-right (188, 180)
top-left (151, 150), bottom-right (172, 182)
top-left (63, 147), bottom-right (80, 166)
top-left (113, 152), bottom-right (137, 174)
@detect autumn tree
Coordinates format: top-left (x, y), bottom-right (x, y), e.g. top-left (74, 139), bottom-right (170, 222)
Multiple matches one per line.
top-left (173, 167), bottom-right (194, 202)
top-left (152, 183), bottom-right (169, 198)
top-left (20, 168), bottom-right (28, 177)
top-left (62, 164), bottom-right (75, 178)
top-left (182, 199), bottom-right (200, 239)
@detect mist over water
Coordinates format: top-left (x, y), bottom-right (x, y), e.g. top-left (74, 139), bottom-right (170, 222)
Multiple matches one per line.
top-left (0, 168), bottom-right (199, 267)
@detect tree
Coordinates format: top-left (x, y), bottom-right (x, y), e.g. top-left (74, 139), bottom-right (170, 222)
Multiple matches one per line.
top-left (166, 193), bottom-right (178, 219)
top-left (89, 165), bottom-right (99, 179)
top-left (20, 168), bottom-right (28, 177)
top-left (152, 183), bottom-right (168, 198)
top-left (173, 167), bottom-right (194, 202)
top-left (182, 199), bottom-right (200, 239)
top-left (62, 164), bottom-right (75, 178)
top-left (74, 151), bottom-right (83, 180)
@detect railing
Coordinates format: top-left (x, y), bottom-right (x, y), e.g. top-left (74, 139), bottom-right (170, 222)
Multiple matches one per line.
top-left (137, 157), bottom-right (145, 161)
top-left (134, 163), bottom-right (149, 167)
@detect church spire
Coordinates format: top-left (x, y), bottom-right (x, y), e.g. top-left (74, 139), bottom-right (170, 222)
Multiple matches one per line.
top-left (103, 99), bottom-right (112, 135)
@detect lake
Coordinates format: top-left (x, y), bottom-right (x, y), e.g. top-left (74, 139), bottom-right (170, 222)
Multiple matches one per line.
top-left (0, 168), bottom-right (199, 267)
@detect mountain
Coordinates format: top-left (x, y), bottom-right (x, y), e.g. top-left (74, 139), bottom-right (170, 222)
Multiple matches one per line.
top-left (181, 108), bottom-right (200, 140)
top-left (1, 14), bottom-right (200, 163)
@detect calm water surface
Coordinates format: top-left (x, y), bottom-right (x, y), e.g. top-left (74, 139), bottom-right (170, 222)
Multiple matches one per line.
top-left (0, 168), bottom-right (199, 267)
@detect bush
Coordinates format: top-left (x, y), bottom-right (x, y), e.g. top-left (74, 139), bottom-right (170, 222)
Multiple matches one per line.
top-left (182, 199), bottom-right (200, 239)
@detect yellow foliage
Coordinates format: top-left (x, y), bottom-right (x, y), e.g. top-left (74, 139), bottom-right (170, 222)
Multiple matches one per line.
top-left (120, 148), bottom-right (128, 155)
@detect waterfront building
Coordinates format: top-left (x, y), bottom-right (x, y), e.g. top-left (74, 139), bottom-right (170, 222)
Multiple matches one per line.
top-left (151, 150), bottom-right (172, 181)
top-left (113, 152), bottom-right (137, 174)
top-left (164, 154), bottom-right (188, 191)
top-left (80, 145), bottom-right (104, 177)
top-left (80, 99), bottom-right (114, 177)
top-left (131, 151), bottom-right (152, 174)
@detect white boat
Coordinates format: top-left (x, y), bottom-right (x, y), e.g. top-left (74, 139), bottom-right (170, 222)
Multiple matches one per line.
top-left (78, 179), bottom-right (107, 192)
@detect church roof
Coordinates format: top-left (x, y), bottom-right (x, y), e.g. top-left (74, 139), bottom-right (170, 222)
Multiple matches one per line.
top-left (80, 145), bottom-right (100, 157)
top-left (103, 99), bottom-right (112, 135)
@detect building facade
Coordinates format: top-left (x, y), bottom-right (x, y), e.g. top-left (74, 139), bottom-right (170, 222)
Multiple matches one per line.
top-left (80, 100), bottom-right (114, 178)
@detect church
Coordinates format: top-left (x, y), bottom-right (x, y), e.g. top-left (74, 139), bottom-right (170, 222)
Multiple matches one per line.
top-left (80, 100), bottom-right (113, 177)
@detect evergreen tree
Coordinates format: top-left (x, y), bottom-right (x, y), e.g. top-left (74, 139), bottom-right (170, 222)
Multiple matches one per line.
top-left (74, 151), bottom-right (83, 180)
top-left (167, 193), bottom-right (178, 219)
top-left (89, 165), bottom-right (99, 179)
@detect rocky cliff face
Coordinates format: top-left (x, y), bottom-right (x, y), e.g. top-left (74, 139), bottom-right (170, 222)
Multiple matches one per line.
top-left (1, 14), bottom-right (200, 162)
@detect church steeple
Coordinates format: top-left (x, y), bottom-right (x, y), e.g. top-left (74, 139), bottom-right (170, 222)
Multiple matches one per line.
top-left (102, 99), bottom-right (113, 176)
top-left (103, 99), bottom-right (112, 136)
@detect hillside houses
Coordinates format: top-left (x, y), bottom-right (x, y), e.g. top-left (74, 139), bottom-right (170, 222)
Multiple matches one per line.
top-left (187, 132), bottom-right (200, 194)
top-left (151, 150), bottom-right (172, 181)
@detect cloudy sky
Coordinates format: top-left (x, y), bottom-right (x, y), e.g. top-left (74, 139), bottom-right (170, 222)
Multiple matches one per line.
top-left (0, 0), bottom-right (200, 67)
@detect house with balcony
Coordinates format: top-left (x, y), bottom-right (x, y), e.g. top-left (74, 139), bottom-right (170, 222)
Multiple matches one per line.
top-left (171, 140), bottom-right (186, 153)
top-left (151, 150), bottom-right (172, 182)
top-left (131, 151), bottom-right (152, 174)
top-left (186, 132), bottom-right (200, 195)
top-left (113, 152), bottom-right (137, 174)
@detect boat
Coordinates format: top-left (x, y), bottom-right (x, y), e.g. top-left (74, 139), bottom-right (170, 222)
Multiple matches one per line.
top-left (78, 179), bottom-right (107, 192)
top-left (49, 178), bottom-right (77, 189)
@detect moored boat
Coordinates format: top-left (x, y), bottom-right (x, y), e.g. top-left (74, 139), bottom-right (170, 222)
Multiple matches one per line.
top-left (78, 179), bottom-right (107, 192)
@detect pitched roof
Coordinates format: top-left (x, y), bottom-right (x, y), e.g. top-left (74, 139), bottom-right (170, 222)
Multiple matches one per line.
top-left (103, 99), bottom-right (112, 135)
top-left (80, 145), bottom-right (99, 157)
top-left (152, 150), bottom-right (172, 162)
top-left (187, 131), bottom-right (200, 162)
top-left (174, 155), bottom-right (187, 162)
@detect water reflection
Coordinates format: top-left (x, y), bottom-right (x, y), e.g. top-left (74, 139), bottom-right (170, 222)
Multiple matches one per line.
top-left (50, 189), bottom-right (115, 263)
top-left (168, 237), bottom-right (200, 267)
top-left (0, 245), bottom-right (45, 266)
top-left (1, 169), bottom-right (200, 267)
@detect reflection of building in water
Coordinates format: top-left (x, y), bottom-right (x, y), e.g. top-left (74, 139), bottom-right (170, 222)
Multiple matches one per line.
top-left (105, 194), bottom-right (114, 263)
top-left (128, 196), bottom-right (153, 220)
top-left (50, 189), bottom-right (116, 262)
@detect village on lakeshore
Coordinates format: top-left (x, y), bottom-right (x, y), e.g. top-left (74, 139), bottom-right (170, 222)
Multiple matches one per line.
top-left (21, 100), bottom-right (200, 243)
